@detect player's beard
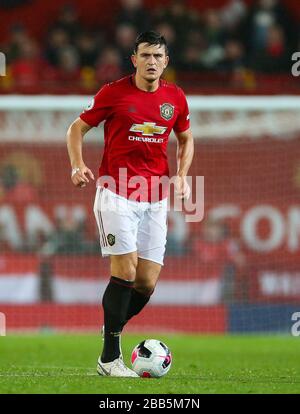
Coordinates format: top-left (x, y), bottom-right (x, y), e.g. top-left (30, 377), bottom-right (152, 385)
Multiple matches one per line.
top-left (145, 76), bottom-right (156, 83)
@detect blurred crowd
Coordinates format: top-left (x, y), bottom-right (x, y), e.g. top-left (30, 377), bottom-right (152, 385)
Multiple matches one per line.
top-left (0, 162), bottom-right (98, 255)
top-left (0, 0), bottom-right (299, 91)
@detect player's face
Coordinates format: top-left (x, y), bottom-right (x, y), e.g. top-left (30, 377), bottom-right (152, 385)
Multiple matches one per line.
top-left (131, 43), bottom-right (169, 82)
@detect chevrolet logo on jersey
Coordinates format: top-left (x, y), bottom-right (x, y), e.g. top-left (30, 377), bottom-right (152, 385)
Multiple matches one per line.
top-left (129, 122), bottom-right (167, 136)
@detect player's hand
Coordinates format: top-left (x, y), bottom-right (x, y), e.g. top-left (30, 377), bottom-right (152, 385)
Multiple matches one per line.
top-left (71, 165), bottom-right (94, 188)
top-left (174, 175), bottom-right (191, 200)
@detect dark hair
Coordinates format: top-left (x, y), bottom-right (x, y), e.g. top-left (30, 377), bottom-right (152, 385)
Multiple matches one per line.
top-left (134, 31), bottom-right (168, 55)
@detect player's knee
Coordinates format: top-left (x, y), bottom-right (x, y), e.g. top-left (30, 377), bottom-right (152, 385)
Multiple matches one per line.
top-left (122, 267), bottom-right (136, 281)
top-left (115, 261), bottom-right (137, 281)
top-left (111, 254), bottom-right (138, 281)
top-left (134, 283), bottom-right (155, 297)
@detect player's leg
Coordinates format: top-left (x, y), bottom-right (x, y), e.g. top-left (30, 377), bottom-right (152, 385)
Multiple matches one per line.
top-left (97, 252), bottom-right (139, 377)
top-left (93, 187), bottom-right (140, 376)
top-left (101, 252), bottom-right (137, 363)
top-left (123, 198), bottom-right (168, 324)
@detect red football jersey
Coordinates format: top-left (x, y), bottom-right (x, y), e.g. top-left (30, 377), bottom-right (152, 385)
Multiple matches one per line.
top-left (80, 74), bottom-right (190, 201)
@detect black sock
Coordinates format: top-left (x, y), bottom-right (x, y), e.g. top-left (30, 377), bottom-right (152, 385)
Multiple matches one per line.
top-left (124, 288), bottom-right (152, 324)
top-left (101, 276), bottom-right (134, 363)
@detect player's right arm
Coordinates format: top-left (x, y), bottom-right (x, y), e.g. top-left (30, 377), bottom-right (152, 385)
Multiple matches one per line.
top-left (67, 83), bottom-right (112, 187)
top-left (66, 117), bottom-right (95, 188)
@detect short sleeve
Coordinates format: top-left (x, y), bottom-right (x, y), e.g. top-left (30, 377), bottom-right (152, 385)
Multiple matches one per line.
top-left (79, 84), bottom-right (112, 127)
top-left (173, 87), bottom-right (190, 133)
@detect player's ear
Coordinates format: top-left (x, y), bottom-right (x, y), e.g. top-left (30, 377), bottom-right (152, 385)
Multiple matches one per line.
top-left (131, 54), bottom-right (137, 68)
top-left (164, 55), bottom-right (169, 69)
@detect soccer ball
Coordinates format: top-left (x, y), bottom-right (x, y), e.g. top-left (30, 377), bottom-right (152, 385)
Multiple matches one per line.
top-left (131, 339), bottom-right (172, 378)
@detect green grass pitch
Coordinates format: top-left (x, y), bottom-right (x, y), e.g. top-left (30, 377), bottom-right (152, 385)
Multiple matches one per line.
top-left (0, 334), bottom-right (299, 394)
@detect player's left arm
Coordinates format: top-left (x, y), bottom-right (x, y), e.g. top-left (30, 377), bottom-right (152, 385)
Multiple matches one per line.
top-left (174, 127), bottom-right (194, 199)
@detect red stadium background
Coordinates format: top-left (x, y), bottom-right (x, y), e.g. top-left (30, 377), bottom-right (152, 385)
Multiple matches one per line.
top-left (1, 0), bottom-right (300, 333)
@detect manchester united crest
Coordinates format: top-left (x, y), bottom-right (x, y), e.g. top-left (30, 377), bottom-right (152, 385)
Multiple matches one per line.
top-left (160, 103), bottom-right (174, 121)
top-left (107, 234), bottom-right (115, 246)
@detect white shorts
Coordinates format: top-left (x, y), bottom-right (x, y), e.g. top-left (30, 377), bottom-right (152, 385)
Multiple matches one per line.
top-left (93, 187), bottom-right (168, 266)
